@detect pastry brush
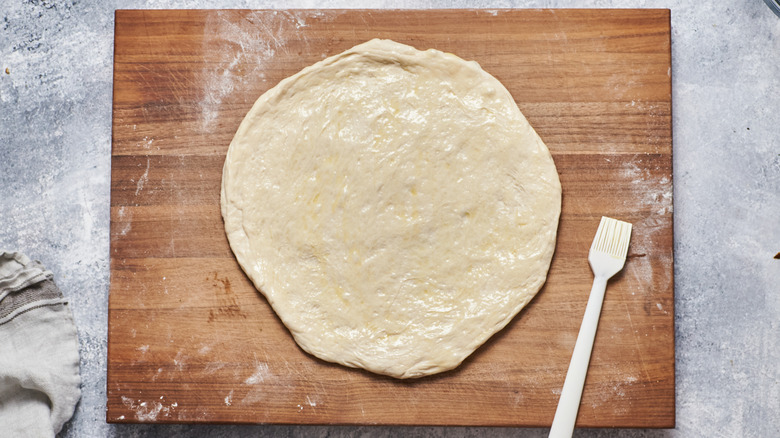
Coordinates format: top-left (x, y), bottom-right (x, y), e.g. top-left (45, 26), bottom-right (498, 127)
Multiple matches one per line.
top-left (549, 216), bottom-right (633, 438)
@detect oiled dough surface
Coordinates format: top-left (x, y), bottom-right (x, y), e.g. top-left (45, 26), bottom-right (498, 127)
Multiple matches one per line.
top-left (221, 39), bottom-right (561, 378)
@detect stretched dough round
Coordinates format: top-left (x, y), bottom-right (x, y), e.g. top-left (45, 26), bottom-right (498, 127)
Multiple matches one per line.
top-left (221, 39), bottom-right (561, 379)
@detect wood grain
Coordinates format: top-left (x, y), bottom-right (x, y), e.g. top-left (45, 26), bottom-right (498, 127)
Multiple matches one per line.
top-left (108, 9), bottom-right (674, 427)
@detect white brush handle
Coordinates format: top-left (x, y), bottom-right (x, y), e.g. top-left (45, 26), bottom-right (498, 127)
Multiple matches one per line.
top-left (548, 275), bottom-right (608, 438)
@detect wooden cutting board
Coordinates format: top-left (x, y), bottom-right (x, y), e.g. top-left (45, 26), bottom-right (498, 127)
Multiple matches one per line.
top-left (108, 9), bottom-right (674, 427)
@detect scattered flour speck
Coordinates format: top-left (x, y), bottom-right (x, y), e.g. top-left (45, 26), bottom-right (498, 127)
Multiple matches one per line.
top-left (134, 157), bottom-right (150, 196)
top-left (204, 361), bottom-right (226, 375)
top-left (121, 396), bottom-right (176, 422)
top-left (173, 351), bottom-right (187, 372)
top-left (244, 362), bottom-right (271, 384)
top-left (137, 136), bottom-right (153, 149)
top-left (118, 206), bottom-right (132, 236)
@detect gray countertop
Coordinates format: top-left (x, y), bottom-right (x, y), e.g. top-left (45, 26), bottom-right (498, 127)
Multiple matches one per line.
top-left (1, 1), bottom-right (778, 437)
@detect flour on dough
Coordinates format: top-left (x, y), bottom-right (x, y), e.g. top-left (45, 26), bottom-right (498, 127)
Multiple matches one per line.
top-left (221, 39), bottom-right (561, 378)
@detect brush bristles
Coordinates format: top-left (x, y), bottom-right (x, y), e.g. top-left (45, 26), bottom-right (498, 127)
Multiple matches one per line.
top-left (591, 216), bottom-right (632, 259)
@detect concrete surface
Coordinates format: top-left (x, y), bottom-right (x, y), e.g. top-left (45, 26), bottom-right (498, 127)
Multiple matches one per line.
top-left (1, 1), bottom-right (778, 437)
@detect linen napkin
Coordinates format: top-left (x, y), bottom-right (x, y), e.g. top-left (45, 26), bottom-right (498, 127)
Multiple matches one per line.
top-left (0, 252), bottom-right (81, 437)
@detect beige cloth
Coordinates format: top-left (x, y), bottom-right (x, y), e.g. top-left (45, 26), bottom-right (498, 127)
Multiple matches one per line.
top-left (0, 252), bottom-right (81, 437)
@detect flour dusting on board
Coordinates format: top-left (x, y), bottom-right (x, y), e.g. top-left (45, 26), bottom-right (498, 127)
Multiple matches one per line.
top-left (224, 390), bottom-right (234, 406)
top-left (134, 158), bottom-right (150, 196)
top-left (618, 156), bottom-right (673, 297)
top-left (173, 351), bottom-right (187, 372)
top-left (203, 361), bottom-right (226, 375)
top-left (199, 10), bottom-right (349, 132)
top-left (622, 159), bottom-right (673, 216)
top-left (121, 395), bottom-right (178, 422)
top-left (244, 362), bottom-right (272, 384)
top-left (137, 136), bottom-right (154, 150)
top-left (589, 374), bottom-right (639, 415)
top-left (280, 10), bottom-right (309, 29)
top-left (201, 11), bottom-right (306, 132)
top-left (117, 206), bottom-right (131, 236)
top-left (240, 357), bottom-right (294, 405)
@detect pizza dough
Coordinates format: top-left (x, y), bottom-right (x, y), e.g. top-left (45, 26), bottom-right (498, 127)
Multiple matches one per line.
top-left (221, 39), bottom-right (561, 379)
